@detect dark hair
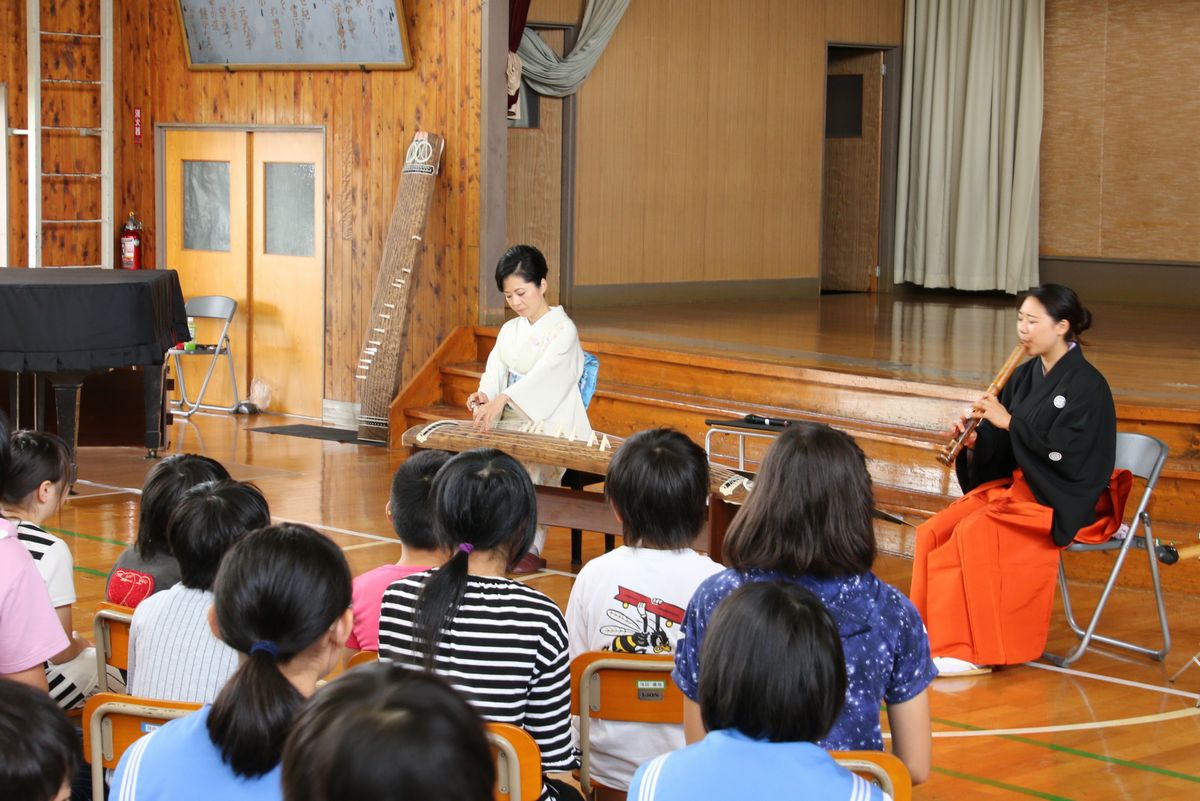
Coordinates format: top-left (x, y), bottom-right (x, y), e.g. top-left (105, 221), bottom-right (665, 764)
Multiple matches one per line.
top-left (414, 449), bottom-right (536, 668)
top-left (494, 244), bottom-right (548, 291)
top-left (723, 423), bottom-right (875, 577)
top-left (1022, 283), bottom-right (1092, 342)
top-left (282, 663), bottom-right (495, 801)
top-left (0, 680), bottom-right (81, 801)
top-left (167, 480), bottom-right (271, 590)
top-left (390, 449), bottom-right (453, 550)
top-left (0, 410), bottom-right (10, 493)
top-left (207, 523), bottom-right (352, 778)
top-left (1, 430), bottom-right (71, 507)
top-left (699, 581), bottom-right (846, 742)
top-left (605, 428), bottom-right (708, 549)
top-left (137, 453), bottom-right (230, 559)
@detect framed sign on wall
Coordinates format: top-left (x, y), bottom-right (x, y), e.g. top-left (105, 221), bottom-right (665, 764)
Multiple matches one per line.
top-left (176, 0), bottom-right (413, 71)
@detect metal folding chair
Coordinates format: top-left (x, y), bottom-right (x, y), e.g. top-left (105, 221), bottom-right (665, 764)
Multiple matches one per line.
top-left (1043, 432), bottom-right (1170, 667)
top-left (168, 295), bottom-right (239, 417)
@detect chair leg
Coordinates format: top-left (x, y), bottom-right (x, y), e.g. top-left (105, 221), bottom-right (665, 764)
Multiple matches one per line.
top-left (571, 529), bottom-right (582, 566)
top-left (171, 352), bottom-right (200, 418)
top-left (604, 534), bottom-right (615, 553)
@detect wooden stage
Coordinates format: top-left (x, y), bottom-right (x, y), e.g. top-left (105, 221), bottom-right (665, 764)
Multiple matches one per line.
top-left (45, 291), bottom-right (1200, 800)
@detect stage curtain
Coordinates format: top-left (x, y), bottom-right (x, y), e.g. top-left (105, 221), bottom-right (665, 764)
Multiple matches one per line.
top-left (507, 0), bottom-right (532, 119)
top-left (894, 0), bottom-right (1044, 293)
top-left (516, 0), bottom-right (630, 97)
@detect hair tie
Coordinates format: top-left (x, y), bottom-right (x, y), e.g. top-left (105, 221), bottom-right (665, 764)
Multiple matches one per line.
top-left (249, 640), bottom-right (279, 660)
top-left (458, 543), bottom-right (475, 555)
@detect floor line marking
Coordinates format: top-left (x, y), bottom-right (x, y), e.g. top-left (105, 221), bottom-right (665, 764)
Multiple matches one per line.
top-left (1025, 660), bottom-right (1200, 700)
top-left (340, 541), bottom-right (396, 552)
top-left (75, 479), bottom-right (142, 495)
top-left (928, 707), bottom-right (1200, 737)
top-left (49, 526), bottom-right (128, 548)
top-left (930, 766), bottom-right (1076, 801)
top-left (269, 516), bottom-right (395, 543)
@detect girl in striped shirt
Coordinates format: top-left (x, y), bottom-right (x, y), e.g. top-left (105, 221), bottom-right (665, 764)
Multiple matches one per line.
top-left (378, 448), bottom-right (581, 801)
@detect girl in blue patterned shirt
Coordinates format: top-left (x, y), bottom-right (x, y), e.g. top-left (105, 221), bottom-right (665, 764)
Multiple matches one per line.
top-left (672, 422), bottom-right (936, 784)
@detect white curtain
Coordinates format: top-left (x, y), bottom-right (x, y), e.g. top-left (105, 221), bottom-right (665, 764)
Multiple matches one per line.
top-left (516, 0), bottom-right (630, 97)
top-left (894, 0), bottom-right (1044, 293)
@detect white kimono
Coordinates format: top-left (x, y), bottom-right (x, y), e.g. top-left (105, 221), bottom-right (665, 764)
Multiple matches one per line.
top-left (478, 307), bottom-right (593, 553)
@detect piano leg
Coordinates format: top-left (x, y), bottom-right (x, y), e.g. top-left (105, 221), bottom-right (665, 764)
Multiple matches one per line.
top-left (50, 372), bottom-right (87, 485)
top-left (142, 363), bottom-right (169, 458)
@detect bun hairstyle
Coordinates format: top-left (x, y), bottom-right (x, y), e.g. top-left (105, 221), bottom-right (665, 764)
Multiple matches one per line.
top-left (282, 663), bottom-right (495, 801)
top-left (207, 523), bottom-right (352, 778)
top-left (413, 449), bottom-right (536, 668)
top-left (1024, 283), bottom-right (1092, 342)
top-left (1, 430), bottom-right (71, 507)
top-left (699, 581), bottom-right (846, 743)
top-left (494, 244), bottom-right (549, 291)
top-left (136, 453), bottom-right (230, 560)
top-left (723, 422), bottom-right (876, 578)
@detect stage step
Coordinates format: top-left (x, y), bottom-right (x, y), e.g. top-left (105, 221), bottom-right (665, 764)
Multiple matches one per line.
top-left (390, 326), bottom-right (1200, 592)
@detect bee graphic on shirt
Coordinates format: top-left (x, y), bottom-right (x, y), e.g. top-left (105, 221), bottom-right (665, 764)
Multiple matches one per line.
top-left (599, 587), bottom-right (687, 655)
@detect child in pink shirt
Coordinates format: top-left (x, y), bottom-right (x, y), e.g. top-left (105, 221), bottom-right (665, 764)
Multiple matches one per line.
top-left (345, 450), bottom-right (452, 652)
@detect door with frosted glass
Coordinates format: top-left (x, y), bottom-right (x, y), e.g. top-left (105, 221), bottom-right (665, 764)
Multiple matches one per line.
top-left (165, 130), bottom-right (249, 410)
top-left (165, 129), bottom-right (324, 417)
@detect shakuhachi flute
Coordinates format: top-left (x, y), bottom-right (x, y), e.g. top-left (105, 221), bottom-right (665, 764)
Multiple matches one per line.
top-left (936, 343), bottom-right (1028, 466)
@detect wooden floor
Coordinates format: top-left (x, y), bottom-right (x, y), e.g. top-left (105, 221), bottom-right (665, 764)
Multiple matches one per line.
top-left (571, 289), bottom-right (1200, 410)
top-left (55, 408), bottom-right (1200, 801)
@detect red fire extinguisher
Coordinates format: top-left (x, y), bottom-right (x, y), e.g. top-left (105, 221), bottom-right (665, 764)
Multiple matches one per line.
top-left (120, 211), bottom-right (144, 269)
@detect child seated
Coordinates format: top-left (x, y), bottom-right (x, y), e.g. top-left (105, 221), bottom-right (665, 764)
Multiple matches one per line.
top-left (106, 453), bottom-right (230, 607)
top-left (565, 428), bottom-right (722, 794)
top-left (282, 663), bottom-right (495, 801)
top-left (112, 524), bottom-right (354, 801)
top-left (0, 413), bottom-right (70, 690)
top-left (630, 581), bottom-right (889, 800)
top-left (128, 479), bottom-right (269, 703)
top-left (378, 449), bottom-right (581, 801)
top-left (345, 449), bottom-right (452, 652)
top-left (0, 679), bottom-right (81, 801)
top-left (2, 430), bottom-right (96, 709)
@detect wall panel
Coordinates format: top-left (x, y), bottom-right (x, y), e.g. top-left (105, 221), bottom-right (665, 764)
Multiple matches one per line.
top-left (4, 0), bottom-right (483, 405)
top-left (1042, 0), bottom-right (1200, 264)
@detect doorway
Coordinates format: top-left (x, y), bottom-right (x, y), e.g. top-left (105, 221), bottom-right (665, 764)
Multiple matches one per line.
top-left (820, 46), bottom-right (888, 293)
top-left (162, 128), bottom-right (325, 418)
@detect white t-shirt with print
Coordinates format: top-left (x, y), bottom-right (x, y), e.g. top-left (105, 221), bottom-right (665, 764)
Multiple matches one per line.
top-left (566, 546), bottom-right (722, 791)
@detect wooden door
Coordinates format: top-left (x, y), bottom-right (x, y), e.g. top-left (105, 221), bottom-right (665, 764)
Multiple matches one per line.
top-left (507, 28), bottom-right (566, 304)
top-left (164, 130), bottom-right (249, 408)
top-left (249, 132), bottom-right (324, 417)
top-left (821, 48), bottom-right (884, 292)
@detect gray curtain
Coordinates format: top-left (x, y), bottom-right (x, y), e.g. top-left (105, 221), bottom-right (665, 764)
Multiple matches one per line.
top-left (517, 0), bottom-right (630, 97)
top-left (894, 0), bottom-right (1044, 293)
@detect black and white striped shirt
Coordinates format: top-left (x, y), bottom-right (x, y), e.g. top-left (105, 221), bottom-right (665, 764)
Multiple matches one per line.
top-left (378, 570), bottom-right (576, 777)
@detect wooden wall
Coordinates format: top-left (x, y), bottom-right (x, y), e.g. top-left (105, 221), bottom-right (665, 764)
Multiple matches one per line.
top-left (3, 0), bottom-right (483, 405)
top-left (528, 0), bottom-right (904, 288)
top-left (1042, 0), bottom-right (1200, 264)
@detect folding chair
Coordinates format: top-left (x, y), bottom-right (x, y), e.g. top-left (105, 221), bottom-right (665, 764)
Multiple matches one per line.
top-left (93, 602), bottom-right (134, 693)
top-left (487, 722), bottom-right (543, 801)
top-left (81, 692), bottom-right (201, 800)
top-left (168, 295), bottom-right (240, 416)
top-left (346, 649), bottom-right (379, 669)
top-left (831, 750), bottom-right (912, 801)
top-left (570, 651), bottom-right (681, 797)
top-left (1043, 432), bottom-right (1171, 667)
top-left (565, 352), bottom-right (615, 565)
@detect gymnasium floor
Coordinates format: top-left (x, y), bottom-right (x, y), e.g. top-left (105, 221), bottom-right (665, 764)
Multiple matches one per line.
top-left (56, 410), bottom-right (1200, 800)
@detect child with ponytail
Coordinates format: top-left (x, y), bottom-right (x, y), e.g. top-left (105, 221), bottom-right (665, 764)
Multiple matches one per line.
top-left (111, 524), bottom-right (353, 800)
top-left (378, 448), bottom-right (580, 801)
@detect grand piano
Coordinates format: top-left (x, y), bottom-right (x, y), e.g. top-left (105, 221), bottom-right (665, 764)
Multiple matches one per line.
top-left (0, 268), bottom-right (189, 476)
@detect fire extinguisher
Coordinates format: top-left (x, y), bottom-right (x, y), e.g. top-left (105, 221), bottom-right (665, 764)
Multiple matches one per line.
top-left (120, 211), bottom-right (144, 269)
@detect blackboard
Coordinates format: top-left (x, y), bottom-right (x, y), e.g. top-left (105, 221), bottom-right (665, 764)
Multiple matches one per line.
top-left (176, 0), bottom-right (412, 71)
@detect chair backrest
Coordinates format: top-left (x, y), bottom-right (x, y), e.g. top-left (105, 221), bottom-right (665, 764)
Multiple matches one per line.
top-left (570, 651), bottom-right (680, 794)
top-left (346, 649), bottom-right (379, 669)
top-left (579, 351), bottom-right (600, 408)
top-left (81, 692), bottom-right (201, 800)
top-left (93, 602), bottom-right (134, 693)
top-left (830, 750), bottom-right (912, 801)
top-left (185, 294), bottom-right (237, 322)
top-left (487, 722), bottom-right (542, 801)
top-left (1114, 432), bottom-right (1168, 525)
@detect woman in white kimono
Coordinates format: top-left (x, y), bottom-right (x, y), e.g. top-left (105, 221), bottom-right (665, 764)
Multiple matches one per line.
top-left (467, 245), bottom-right (593, 574)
